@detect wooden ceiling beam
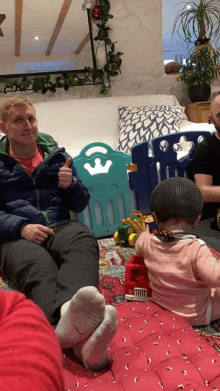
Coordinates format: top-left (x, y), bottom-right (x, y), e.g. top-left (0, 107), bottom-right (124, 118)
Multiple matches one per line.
top-left (74, 33), bottom-right (90, 54)
top-left (15, 0), bottom-right (23, 56)
top-left (46, 0), bottom-right (73, 56)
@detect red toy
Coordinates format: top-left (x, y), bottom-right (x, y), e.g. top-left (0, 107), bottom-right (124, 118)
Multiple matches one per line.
top-left (125, 254), bottom-right (152, 301)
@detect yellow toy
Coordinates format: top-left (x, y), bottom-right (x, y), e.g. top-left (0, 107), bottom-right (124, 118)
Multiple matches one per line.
top-left (114, 211), bottom-right (155, 246)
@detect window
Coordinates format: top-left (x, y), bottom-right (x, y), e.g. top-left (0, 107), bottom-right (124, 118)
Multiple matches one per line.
top-left (162, 0), bottom-right (192, 66)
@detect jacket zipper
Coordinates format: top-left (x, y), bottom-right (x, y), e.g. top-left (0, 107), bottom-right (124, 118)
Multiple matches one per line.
top-left (0, 148), bottom-right (65, 226)
top-left (34, 148), bottom-right (65, 178)
top-left (33, 149), bottom-right (65, 225)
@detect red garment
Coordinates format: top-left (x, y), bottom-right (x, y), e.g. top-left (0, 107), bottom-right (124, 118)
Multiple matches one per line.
top-left (0, 290), bottom-right (65, 391)
top-left (7, 146), bottom-right (44, 174)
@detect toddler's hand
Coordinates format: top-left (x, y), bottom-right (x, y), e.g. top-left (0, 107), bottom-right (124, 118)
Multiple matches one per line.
top-left (143, 223), bottom-right (150, 232)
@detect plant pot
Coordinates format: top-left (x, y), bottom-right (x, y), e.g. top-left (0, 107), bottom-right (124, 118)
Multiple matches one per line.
top-left (188, 84), bottom-right (211, 103)
top-left (195, 37), bottom-right (210, 47)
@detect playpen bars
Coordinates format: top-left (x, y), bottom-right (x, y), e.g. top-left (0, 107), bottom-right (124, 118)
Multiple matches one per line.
top-left (129, 131), bottom-right (212, 214)
top-left (73, 142), bottom-right (132, 238)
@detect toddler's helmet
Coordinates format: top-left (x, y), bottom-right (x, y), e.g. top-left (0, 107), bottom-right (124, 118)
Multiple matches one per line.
top-left (150, 177), bottom-right (203, 225)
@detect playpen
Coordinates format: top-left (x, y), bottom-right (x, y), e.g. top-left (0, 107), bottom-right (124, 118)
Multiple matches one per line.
top-left (75, 131), bottom-right (212, 238)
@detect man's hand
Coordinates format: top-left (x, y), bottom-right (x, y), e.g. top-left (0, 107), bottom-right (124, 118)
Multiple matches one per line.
top-left (21, 224), bottom-right (54, 244)
top-left (58, 158), bottom-right (72, 189)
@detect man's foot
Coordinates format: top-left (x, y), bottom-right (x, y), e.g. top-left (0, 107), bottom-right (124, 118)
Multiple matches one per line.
top-left (73, 305), bottom-right (118, 371)
top-left (55, 286), bottom-right (105, 348)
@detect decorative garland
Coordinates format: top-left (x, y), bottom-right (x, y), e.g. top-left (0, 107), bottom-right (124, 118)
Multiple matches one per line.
top-left (0, 0), bottom-right (123, 95)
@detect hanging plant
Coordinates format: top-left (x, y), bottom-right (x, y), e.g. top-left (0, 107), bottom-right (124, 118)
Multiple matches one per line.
top-left (0, 0), bottom-right (123, 95)
top-left (84, 0), bottom-right (123, 94)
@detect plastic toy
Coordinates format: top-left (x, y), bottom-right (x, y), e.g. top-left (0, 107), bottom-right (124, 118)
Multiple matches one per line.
top-left (125, 254), bottom-right (152, 301)
top-left (114, 211), bottom-right (157, 246)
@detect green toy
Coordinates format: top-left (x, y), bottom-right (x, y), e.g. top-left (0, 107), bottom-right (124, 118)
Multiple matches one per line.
top-left (114, 211), bottom-right (156, 247)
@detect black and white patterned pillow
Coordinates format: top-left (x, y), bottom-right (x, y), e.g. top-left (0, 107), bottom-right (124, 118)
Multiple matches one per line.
top-left (116, 105), bottom-right (185, 155)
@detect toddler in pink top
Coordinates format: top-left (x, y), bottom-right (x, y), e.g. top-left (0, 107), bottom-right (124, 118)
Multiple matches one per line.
top-left (135, 177), bottom-right (220, 326)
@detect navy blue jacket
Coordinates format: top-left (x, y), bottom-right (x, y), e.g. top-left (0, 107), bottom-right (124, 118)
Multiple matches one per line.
top-left (0, 133), bottom-right (90, 239)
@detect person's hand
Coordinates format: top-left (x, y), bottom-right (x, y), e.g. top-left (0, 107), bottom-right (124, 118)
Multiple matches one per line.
top-left (143, 223), bottom-right (150, 232)
top-left (21, 224), bottom-right (54, 244)
top-left (58, 158), bottom-right (72, 189)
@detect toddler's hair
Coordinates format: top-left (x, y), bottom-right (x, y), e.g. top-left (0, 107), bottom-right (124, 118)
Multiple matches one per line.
top-left (150, 177), bottom-right (203, 225)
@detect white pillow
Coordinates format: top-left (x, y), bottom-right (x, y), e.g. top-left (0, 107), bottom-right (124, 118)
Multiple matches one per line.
top-left (116, 105), bottom-right (185, 155)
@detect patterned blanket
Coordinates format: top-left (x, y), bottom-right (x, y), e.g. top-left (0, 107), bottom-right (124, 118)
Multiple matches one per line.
top-left (1, 237), bottom-right (220, 349)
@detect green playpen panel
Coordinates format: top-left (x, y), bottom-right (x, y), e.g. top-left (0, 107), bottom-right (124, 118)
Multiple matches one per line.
top-left (73, 142), bottom-right (133, 238)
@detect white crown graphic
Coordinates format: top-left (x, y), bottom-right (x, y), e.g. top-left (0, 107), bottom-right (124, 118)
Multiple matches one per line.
top-left (84, 158), bottom-right (112, 175)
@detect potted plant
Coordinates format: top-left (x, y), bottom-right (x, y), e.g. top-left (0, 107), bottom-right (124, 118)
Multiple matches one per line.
top-left (172, 0), bottom-right (220, 47)
top-left (178, 43), bottom-right (220, 102)
top-left (172, 0), bottom-right (220, 102)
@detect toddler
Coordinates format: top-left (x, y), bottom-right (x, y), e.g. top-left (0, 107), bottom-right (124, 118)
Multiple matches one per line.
top-left (135, 176), bottom-right (220, 326)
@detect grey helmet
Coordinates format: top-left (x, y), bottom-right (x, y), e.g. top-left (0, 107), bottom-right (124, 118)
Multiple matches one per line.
top-left (150, 177), bottom-right (203, 225)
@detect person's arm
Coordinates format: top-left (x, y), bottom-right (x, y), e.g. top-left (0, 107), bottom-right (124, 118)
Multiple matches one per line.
top-left (193, 137), bottom-right (220, 202)
top-left (135, 230), bottom-right (151, 256)
top-left (58, 154), bottom-right (90, 213)
top-left (194, 173), bottom-right (220, 202)
top-left (194, 244), bottom-right (220, 287)
top-left (0, 209), bottom-right (31, 239)
top-left (0, 209), bottom-right (54, 242)
top-left (0, 290), bottom-right (65, 391)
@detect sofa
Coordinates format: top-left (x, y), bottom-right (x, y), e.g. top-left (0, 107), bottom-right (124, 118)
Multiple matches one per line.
top-left (29, 94), bottom-right (215, 158)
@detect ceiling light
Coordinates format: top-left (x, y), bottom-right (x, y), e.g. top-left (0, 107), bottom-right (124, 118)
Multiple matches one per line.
top-left (32, 35), bottom-right (43, 41)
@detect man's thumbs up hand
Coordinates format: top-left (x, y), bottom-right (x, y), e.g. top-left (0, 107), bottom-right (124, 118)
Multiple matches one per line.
top-left (64, 157), bottom-right (72, 168)
top-left (58, 158), bottom-right (73, 188)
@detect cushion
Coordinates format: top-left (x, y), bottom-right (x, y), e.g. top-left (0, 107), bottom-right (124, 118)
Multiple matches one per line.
top-left (62, 301), bottom-right (220, 390)
top-left (116, 105), bottom-right (185, 155)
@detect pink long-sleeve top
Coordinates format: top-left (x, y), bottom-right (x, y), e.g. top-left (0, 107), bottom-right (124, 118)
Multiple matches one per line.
top-left (135, 231), bottom-right (220, 326)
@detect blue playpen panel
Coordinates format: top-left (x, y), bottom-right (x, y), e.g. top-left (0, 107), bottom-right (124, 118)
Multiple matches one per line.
top-left (73, 142), bottom-right (133, 238)
top-left (129, 131), bottom-right (212, 214)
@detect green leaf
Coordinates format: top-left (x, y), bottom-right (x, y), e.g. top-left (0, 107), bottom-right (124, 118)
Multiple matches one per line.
top-left (42, 87), bottom-right (48, 94)
top-left (49, 86), bottom-right (56, 93)
top-left (64, 84), bottom-right (69, 91)
top-left (46, 74), bottom-right (51, 82)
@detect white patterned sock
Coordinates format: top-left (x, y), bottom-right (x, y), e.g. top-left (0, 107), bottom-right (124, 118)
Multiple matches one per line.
top-left (55, 286), bottom-right (105, 348)
top-left (74, 305), bottom-right (118, 371)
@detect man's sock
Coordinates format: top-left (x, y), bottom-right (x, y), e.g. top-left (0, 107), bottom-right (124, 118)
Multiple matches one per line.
top-left (55, 286), bottom-right (105, 348)
top-left (74, 305), bottom-right (118, 371)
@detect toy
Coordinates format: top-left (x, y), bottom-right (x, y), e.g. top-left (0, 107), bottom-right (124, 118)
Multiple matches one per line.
top-left (125, 254), bottom-right (152, 301)
top-left (114, 211), bottom-right (157, 246)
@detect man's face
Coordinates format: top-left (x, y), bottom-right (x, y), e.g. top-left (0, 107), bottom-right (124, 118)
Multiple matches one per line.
top-left (210, 100), bottom-right (220, 132)
top-left (1, 104), bottom-right (38, 146)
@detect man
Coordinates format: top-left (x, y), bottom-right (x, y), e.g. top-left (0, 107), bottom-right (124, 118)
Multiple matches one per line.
top-left (0, 97), bottom-right (117, 371)
top-left (193, 95), bottom-right (220, 207)
top-left (192, 94), bottom-right (220, 252)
